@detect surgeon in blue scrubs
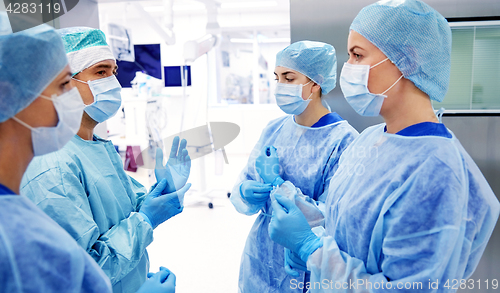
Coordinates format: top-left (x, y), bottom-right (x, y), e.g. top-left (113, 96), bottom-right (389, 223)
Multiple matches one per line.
top-left (267, 1), bottom-right (500, 292)
top-left (0, 15), bottom-right (175, 293)
top-left (230, 40), bottom-right (358, 292)
top-left (20, 27), bottom-right (191, 293)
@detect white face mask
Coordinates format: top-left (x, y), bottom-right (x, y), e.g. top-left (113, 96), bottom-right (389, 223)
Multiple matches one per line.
top-left (340, 58), bottom-right (403, 116)
top-left (73, 75), bottom-right (122, 123)
top-left (12, 87), bottom-right (85, 156)
top-left (274, 80), bottom-right (313, 115)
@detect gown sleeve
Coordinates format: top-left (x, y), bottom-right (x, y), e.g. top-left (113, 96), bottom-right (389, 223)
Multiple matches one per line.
top-left (230, 123), bottom-right (271, 216)
top-left (129, 175), bottom-right (148, 211)
top-left (21, 164), bottom-right (154, 286)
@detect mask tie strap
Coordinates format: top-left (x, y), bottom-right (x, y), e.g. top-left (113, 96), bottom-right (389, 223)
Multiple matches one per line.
top-left (303, 80), bottom-right (314, 100)
top-left (39, 94), bottom-right (55, 101)
top-left (380, 74), bottom-right (404, 96)
top-left (370, 57), bottom-right (390, 69)
top-left (436, 107), bottom-right (445, 123)
top-left (11, 116), bottom-right (37, 131)
top-left (72, 78), bottom-right (88, 84)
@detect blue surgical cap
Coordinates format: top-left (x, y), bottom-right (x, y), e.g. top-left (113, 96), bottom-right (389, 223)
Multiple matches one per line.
top-left (57, 27), bottom-right (115, 75)
top-left (0, 17), bottom-right (68, 123)
top-left (276, 41), bottom-right (337, 94)
top-left (350, 0), bottom-right (451, 102)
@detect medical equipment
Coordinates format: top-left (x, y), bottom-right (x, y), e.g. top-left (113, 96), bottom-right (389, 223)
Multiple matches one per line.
top-left (107, 23), bottom-right (135, 62)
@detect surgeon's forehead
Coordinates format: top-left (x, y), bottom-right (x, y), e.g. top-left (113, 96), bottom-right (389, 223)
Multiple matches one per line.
top-left (274, 66), bottom-right (299, 75)
top-left (347, 30), bottom-right (378, 52)
top-left (88, 59), bottom-right (117, 70)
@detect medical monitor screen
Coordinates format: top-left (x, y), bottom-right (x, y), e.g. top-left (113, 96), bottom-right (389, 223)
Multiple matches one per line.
top-left (164, 66), bottom-right (192, 87)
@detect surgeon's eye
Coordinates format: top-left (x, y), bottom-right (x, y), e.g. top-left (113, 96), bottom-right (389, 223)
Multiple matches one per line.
top-left (97, 70), bottom-right (106, 76)
top-left (348, 52), bottom-right (362, 61)
top-left (285, 78), bottom-right (293, 82)
top-left (60, 81), bottom-right (70, 90)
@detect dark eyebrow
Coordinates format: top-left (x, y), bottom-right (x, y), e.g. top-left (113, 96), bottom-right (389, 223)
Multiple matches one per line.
top-left (281, 71), bottom-right (295, 76)
top-left (92, 64), bottom-right (118, 70)
top-left (348, 46), bottom-right (363, 54)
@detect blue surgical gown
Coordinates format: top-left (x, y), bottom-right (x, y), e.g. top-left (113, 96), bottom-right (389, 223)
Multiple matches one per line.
top-left (305, 123), bottom-right (500, 292)
top-left (231, 114), bottom-right (358, 292)
top-left (0, 189), bottom-right (112, 292)
top-left (21, 135), bottom-right (153, 293)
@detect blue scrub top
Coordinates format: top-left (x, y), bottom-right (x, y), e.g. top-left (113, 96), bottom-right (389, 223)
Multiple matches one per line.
top-left (311, 112), bottom-right (344, 128)
top-left (385, 122), bottom-right (452, 138)
top-left (231, 114), bottom-right (358, 293)
top-left (0, 192), bottom-right (113, 292)
top-left (0, 183), bottom-right (15, 195)
top-left (21, 134), bottom-right (151, 293)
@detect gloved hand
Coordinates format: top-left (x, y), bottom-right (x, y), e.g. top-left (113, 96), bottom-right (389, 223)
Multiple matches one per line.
top-left (139, 179), bottom-right (192, 229)
top-left (137, 267), bottom-right (176, 293)
top-left (284, 247), bottom-right (309, 277)
top-left (269, 192), bottom-right (323, 263)
top-left (155, 136), bottom-right (191, 194)
top-left (255, 146), bottom-right (284, 186)
top-left (240, 180), bottom-right (273, 206)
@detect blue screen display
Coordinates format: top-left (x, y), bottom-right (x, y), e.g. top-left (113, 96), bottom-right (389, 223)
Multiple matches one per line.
top-left (164, 66), bottom-right (192, 87)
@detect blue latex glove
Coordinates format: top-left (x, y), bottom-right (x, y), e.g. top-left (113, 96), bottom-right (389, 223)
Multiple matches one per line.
top-left (240, 180), bottom-right (273, 206)
top-left (284, 247), bottom-right (309, 277)
top-left (269, 192), bottom-right (323, 263)
top-left (255, 146), bottom-right (284, 186)
top-left (137, 266), bottom-right (176, 293)
top-left (139, 179), bottom-right (191, 229)
top-left (155, 136), bottom-right (191, 194)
